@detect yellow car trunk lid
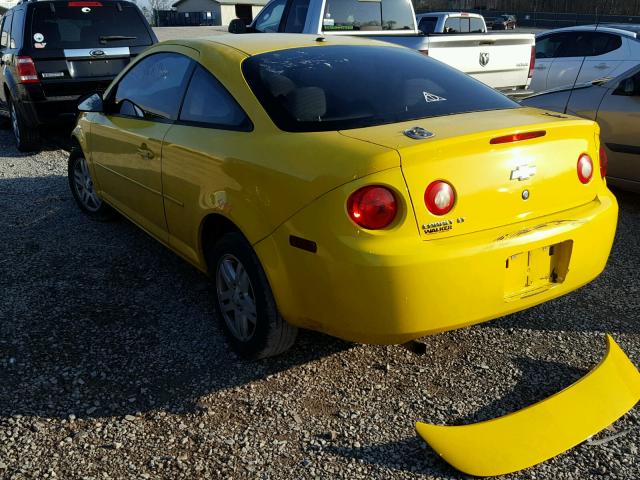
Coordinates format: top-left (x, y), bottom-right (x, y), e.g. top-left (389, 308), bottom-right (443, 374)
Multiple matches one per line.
top-left (340, 108), bottom-right (603, 240)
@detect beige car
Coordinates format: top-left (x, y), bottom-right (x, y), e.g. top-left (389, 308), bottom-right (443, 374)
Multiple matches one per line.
top-left (522, 64), bottom-right (640, 192)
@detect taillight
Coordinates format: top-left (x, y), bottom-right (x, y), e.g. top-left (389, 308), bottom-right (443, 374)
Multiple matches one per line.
top-left (16, 56), bottom-right (39, 84)
top-left (599, 146), bottom-right (608, 179)
top-left (528, 46), bottom-right (535, 79)
top-left (577, 154), bottom-right (593, 184)
top-left (424, 181), bottom-right (455, 216)
top-left (347, 186), bottom-right (397, 229)
top-left (68, 1), bottom-right (103, 6)
top-left (490, 130), bottom-right (545, 144)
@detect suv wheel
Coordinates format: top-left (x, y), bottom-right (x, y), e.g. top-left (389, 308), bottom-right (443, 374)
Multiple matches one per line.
top-left (68, 147), bottom-right (114, 221)
top-left (207, 232), bottom-right (298, 359)
top-left (9, 98), bottom-right (40, 152)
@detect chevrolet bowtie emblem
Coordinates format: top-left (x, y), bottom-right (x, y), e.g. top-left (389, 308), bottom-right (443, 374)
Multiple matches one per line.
top-left (510, 164), bottom-right (537, 181)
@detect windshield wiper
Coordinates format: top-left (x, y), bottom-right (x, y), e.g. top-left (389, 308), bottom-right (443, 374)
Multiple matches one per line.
top-left (99, 35), bottom-right (136, 44)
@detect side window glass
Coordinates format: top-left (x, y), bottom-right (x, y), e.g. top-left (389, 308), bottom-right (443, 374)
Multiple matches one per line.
top-left (589, 33), bottom-right (622, 57)
top-left (179, 65), bottom-right (250, 130)
top-left (443, 17), bottom-right (460, 33)
top-left (1, 16), bottom-right (12, 48)
top-left (535, 34), bottom-right (564, 59)
top-left (417, 17), bottom-right (436, 34)
top-left (10, 9), bottom-right (24, 49)
top-left (113, 53), bottom-right (193, 121)
top-left (254, 0), bottom-right (286, 33)
top-left (557, 32), bottom-right (591, 57)
top-left (283, 0), bottom-right (309, 33)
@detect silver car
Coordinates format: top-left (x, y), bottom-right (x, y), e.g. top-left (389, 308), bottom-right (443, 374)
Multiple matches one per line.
top-left (531, 25), bottom-right (640, 93)
top-left (522, 64), bottom-right (640, 192)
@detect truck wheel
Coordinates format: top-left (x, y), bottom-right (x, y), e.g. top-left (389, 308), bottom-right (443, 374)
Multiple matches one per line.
top-left (68, 147), bottom-right (115, 221)
top-left (9, 98), bottom-right (40, 152)
top-left (207, 232), bottom-right (298, 359)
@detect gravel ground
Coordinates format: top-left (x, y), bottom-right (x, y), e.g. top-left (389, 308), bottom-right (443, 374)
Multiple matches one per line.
top-left (0, 123), bottom-right (638, 480)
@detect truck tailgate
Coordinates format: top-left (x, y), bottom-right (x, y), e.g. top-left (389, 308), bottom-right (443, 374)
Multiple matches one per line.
top-left (426, 34), bottom-right (534, 90)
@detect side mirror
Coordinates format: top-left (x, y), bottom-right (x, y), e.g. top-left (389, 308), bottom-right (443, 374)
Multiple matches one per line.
top-left (228, 18), bottom-right (247, 34)
top-left (78, 93), bottom-right (103, 113)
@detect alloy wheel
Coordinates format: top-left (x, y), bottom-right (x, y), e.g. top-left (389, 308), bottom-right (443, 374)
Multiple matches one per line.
top-left (216, 254), bottom-right (257, 342)
top-left (72, 156), bottom-right (102, 212)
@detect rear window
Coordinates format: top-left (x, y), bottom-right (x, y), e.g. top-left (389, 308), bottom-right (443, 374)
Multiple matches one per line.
top-left (322, 0), bottom-right (414, 31)
top-left (30, 2), bottom-right (152, 49)
top-left (417, 16), bottom-right (437, 34)
top-left (242, 45), bottom-right (518, 132)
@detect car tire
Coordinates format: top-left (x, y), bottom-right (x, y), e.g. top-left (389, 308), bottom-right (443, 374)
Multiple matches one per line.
top-left (9, 97), bottom-right (40, 152)
top-left (207, 231), bottom-right (298, 359)
top-left (68, 146), bottom-right (115, 221)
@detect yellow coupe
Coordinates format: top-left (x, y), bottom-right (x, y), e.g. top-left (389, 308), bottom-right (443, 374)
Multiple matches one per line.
top-left (69, 34), bottom-right (618, 359)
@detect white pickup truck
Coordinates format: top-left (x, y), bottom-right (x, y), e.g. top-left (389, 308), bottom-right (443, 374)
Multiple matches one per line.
top-left (229, 1), bottom-right (535, 94)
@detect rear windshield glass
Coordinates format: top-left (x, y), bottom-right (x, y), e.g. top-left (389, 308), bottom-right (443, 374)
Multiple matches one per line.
top-left (242, 45), bottom-right (518, 132)
top-left (322, 0), bottom-right (414, 31)
top-left (30, 2), bottom-right (152, 49)
top-left (417, 16), bottom-right (437, 34)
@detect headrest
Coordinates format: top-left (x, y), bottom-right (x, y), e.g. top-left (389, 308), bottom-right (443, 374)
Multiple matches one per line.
top-left (285, 87), bottom-right (326, 122)
top-left (263, 73), bottom-right (295, 98)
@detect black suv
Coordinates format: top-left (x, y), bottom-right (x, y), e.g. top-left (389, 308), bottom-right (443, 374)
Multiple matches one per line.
top-left (0, 0), bottom-right (157, 151)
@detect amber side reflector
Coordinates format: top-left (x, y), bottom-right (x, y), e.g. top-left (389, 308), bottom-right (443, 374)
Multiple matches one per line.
top-left (289, 235), bottom-right (317, 253)
top-left (490, 130), bottom-right (546, 145)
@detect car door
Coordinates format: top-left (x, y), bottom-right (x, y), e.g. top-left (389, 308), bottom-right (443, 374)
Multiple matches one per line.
top-left (531, 32), bottom-right (565, 92)
top-left (90, 50), bottom-right (195, 242)
top-left (575, 32), bottom-right (625, 85)
top-left (546, 31), bottom-right (592, 90)
top-left (596, 70), bottom-right (640, 186)
top-left (161, 64), bottom-right (252, 265)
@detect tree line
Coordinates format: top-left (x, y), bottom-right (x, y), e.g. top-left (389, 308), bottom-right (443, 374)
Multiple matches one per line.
top-left (414, 0), bottom-right (640, 15)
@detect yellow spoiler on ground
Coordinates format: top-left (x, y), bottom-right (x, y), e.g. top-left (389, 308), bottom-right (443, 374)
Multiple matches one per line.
top-left (416, 335), bottom-right (640, 477)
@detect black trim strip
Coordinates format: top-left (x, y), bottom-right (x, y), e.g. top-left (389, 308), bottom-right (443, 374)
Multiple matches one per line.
top-left (606, 143), bottom-right (640, 155)
top-left (289, 235), bottom-right (317, 253)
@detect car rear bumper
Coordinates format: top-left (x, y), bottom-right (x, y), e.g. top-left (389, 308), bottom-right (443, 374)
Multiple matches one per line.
top-left (416, 334), bottom-right (640, 476)
top-left (256, 172), bottom-right (618, 344)
top-left (20, 97), bottom-right (80, 127)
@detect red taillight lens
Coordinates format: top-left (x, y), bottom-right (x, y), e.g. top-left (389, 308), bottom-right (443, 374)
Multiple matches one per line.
top-left (528, 46), bottom-right (535, 79)
top-left (68, 1), bottom-right (103, 6)
top-left (16, 56), bottom-right (39, 84)
top-left (347, 186), bottom-right (397, 229)
top-left (599, 146), bottom-right (608, 179)
top-left (490, 130), bottom-right (545, 144)
top-left (577, 154), bottom-right (594, 184)
top-left (424, 181), bottom-right (455, 216)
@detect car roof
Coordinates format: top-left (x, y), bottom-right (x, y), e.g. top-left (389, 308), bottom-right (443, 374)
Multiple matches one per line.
top-left (170, 33), bottom-right (404, 57)
top-left (537, 24), bottom-right (639, 39)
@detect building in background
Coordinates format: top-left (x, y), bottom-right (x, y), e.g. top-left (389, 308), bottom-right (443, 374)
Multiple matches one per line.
top-left (171, 0), bottom-right (267, 26)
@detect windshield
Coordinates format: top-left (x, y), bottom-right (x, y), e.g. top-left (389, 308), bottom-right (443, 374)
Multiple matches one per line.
top-left (30, 2), bottom-right (152, 49)
top-left (322, 0), bottom-right (414, 31)
top-left (242, 45), bottom-right (519, 132)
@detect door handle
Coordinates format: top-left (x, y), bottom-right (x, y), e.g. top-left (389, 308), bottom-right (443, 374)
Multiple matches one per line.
top-left (137, 145), bottom-right (154, 160)
top-left (535, 65), bottom-right (547, 70)
top-left (595, 63), bottom-right (609, 69)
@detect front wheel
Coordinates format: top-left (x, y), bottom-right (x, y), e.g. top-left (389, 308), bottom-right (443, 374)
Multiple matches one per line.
top-left (68, 147), bottom-right (114, 221)
top-left (207, 232), bottom-right (297, 359)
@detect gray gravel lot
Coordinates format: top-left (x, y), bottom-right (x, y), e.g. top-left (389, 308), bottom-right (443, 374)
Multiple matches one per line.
top-left (0, 123), bottom-right (638, 479)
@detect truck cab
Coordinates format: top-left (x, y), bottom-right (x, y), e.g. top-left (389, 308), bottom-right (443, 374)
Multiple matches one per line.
top-left (415, 12), bottom-right (487, 35)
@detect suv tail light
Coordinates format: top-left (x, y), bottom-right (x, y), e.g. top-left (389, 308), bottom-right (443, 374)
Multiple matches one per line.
top-left (424, 181), bottom-right (455, 215)
top-left (577, 154), bottom-right (593, 184)
top-left (528, 46), bottom-right (535, 79)
top-left (599, 146), bottom-right (608, 179)
top-left (16, 56), bottom-right (39, 84)
top-left (347, 186), bottom-right (397, 229)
